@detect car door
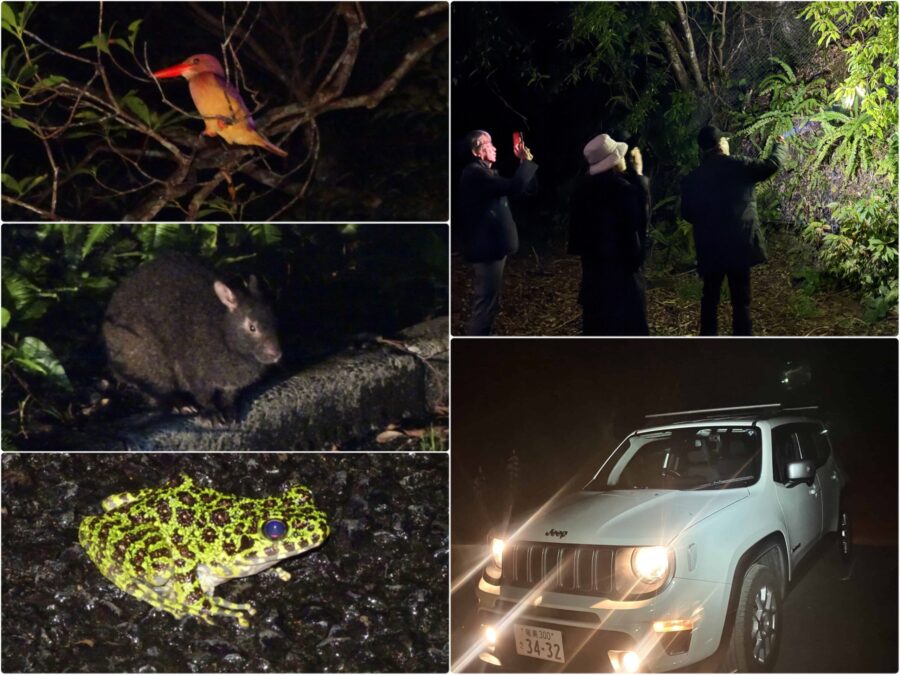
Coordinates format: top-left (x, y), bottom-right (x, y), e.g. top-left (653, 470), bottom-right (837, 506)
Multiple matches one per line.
top-left (771, 424), bottom-right (823, 566)
top-left (797, 423), bottom-right (841, 534)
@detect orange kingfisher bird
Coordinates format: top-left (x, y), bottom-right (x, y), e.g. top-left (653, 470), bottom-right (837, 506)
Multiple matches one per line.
top-left (153, 54), bottom-right (288, 157)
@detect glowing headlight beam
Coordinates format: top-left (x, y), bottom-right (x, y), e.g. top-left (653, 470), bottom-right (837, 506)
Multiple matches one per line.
top-left (491, 538), bottom-right (504, 568)
top-left (632, 546), bottom-right (669, 582)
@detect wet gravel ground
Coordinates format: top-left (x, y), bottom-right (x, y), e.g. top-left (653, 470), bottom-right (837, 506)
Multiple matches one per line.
top-left (1, 453), bottom-right (448, 672)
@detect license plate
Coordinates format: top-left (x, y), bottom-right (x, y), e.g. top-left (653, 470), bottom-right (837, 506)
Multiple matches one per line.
top-left (514, 624), bottom-right (566, 663)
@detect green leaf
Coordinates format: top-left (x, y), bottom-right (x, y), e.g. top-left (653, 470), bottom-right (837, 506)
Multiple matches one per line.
top-left (36, 74), bottom-right (68, 88)
top-left (81, 224), bottom-right (114, 259)
top-left (17, 62), bottom-right (37, 82)
top-left (1, 306), bottom-right (9, 328)
top-left (246, 224), bottom-right (282, 247)
top-left (127, 18), bottom-right (142, 49)
top-left (9, 116), bottom-right (31, 130)
top-left (3, 274), bottom-right (35, 308)
top-left (1, 3), bottom-right (18, 33)
top-left (1, 172), bottom-right (21, 194)
top-left (15, 336), bottom-right (72, 391)
top-left (121, 92), bottom-right (151, 126)
top-left (18, 174), bottom-right (46, 195)
top-left (79, 33), bottom-right (110, 55)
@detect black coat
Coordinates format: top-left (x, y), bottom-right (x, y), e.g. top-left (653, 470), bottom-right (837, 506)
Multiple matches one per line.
top-left (569, 169), bottom-right (648, 268)
top-left (681, 142), bottom-right (786, 275)
top-left (568, 169), bottom-right (650, 336)
top-left (459, 159), bottom-right (538, 263)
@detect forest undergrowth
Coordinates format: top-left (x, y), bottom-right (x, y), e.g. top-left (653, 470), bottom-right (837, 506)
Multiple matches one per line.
top-left (451, 230), bottom-right (898, 337)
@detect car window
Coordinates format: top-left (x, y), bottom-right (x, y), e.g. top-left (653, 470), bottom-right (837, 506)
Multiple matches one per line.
top-left (807, 425), bottom-right (832, 468)
top-left (782, 423), bottom-right (831, 472)
top-left (771, 426), bottom-right (802, 483)
top-left (586, 426), bottom-right (761, 491)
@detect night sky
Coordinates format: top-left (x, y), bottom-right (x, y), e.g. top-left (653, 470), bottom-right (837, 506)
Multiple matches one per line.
top-left (451, 338), bottom-right (898, 543)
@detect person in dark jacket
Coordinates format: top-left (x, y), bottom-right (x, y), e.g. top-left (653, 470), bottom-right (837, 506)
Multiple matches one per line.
top-left (681, 126), bottom-right (787, 335)
top-left (568, 133), bottom-right (650, 335)
top-left (458, 129), bottom-right (538, 335)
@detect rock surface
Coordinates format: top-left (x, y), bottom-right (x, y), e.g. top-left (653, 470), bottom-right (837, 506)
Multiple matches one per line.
top-left (80, 318), bottom-right (447, 452)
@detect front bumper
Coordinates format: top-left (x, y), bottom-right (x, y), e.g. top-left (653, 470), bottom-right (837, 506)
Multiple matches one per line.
top-left (475, 573), bottom-right (729, 672)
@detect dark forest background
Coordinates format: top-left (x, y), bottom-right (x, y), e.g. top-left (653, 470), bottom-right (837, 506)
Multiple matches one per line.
top-left (1, 2), bottom-right (448, 221)
top-left (451, 1), bottom-right (897, 327)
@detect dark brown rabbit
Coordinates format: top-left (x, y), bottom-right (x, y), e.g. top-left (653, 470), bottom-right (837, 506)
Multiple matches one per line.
top-left (103, 254), bottom-right (281, 422)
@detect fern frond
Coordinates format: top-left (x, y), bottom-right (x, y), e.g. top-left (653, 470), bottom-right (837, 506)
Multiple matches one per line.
top-left (81, 223), bottom-right (114, 259)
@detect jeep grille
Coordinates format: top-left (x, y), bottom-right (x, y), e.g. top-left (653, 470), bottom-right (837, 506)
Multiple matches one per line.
top-left (506, 542), bottom-right (614, 596)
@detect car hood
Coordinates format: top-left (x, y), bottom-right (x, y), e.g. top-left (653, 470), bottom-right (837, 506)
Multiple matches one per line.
top-left (510, 489), bottom-right (749, 547)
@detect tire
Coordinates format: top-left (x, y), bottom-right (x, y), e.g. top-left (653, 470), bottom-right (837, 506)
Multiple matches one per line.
top-left (723, 563), bottom-right (782, 672)
top-left (838, 506), bottom-right (852, 564)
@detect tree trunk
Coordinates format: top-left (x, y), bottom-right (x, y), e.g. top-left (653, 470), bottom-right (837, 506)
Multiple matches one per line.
top-left (659, 21), bottom-right (693, 91)
top-left (674, 0), bottom-right (708, 92)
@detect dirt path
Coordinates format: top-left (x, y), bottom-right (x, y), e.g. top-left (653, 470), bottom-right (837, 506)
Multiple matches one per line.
top-left (451, 232), bottom-right (897, 336)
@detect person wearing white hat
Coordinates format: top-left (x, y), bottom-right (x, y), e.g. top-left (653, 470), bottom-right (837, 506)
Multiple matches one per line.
top-left (458, 129), bottom-right (538, 335)
top-left (568, 133), bottom-right (650, 335)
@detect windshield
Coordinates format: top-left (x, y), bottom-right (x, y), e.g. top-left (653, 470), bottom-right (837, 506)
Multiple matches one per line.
top-left (585, 426), bottom-right (762, 491)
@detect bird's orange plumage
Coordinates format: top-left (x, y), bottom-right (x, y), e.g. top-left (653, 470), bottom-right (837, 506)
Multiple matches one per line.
top-left (153, 54), bottom-right (287, 157)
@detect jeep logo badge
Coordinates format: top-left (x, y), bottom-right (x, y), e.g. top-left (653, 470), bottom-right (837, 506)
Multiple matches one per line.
top-left (545, 529), bottom-right (568, 539)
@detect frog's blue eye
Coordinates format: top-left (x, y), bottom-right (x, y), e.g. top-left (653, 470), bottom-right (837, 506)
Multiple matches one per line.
top-left (263, 519), bottom-right (287, 540)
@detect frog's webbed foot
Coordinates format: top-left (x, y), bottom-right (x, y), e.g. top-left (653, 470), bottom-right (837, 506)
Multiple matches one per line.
top-left (263, 567), bottom-right (292, 582)
top-left (206, 595), bottom-right (257, 627)
top-left (120, 577), bottom-right (195, 623)
top-left (151, 577), bottom-right (256, 627)
top-left (101, 490), bottom-right (145, 512)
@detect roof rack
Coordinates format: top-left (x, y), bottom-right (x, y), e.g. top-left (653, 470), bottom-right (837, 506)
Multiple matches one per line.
top-left (644, 403), bottom-right (819, 425)
top-left (645, 404), bottom-right (781, 419)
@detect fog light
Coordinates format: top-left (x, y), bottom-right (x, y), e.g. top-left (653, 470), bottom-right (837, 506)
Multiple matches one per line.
top-left (484, 624), bottom-right (497, 647)
top-left (608, 650), bottom-right (640, 673)
top-left (653, 619), bottom-right (693, 633)
top-left (479, 652), bottom-right (501, 667)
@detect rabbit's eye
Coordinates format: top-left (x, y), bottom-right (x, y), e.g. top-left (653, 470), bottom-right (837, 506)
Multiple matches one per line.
top-left (249, 323), bottom-right (257, 333)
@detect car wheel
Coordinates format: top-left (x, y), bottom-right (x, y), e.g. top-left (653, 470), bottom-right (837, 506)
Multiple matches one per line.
top-left (838, 507), bottom-right (852, 563)
top-left (724, 563), bottom-right (782, 672)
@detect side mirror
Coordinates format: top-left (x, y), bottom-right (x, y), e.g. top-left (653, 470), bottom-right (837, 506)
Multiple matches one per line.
top-left (785, 460), bottom-right (815, 488)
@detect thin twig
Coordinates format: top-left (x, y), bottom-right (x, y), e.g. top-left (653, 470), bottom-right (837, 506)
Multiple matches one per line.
top-left (1, 195), bottom-right (62, 219)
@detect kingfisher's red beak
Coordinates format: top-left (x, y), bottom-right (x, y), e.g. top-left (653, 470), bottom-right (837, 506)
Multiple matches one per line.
top-left (152, 62), bottom-right (191, 79)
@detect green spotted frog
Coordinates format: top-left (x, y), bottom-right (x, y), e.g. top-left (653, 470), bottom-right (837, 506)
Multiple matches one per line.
top-left (79, 475), bottom-right (329, 627)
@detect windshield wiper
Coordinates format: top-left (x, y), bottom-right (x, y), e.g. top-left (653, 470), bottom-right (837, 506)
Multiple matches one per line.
top-left (692, 475), bottom-right (755, 490)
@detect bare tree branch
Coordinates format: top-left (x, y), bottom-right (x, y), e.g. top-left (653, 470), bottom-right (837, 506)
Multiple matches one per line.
top-left (2, 195), bottom-right (61, 219)
top-left (320, 22), bottom-right (447, 112)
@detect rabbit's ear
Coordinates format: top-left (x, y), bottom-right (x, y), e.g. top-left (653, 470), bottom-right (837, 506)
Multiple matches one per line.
top-left (214, 280), bottom-right (239, 312)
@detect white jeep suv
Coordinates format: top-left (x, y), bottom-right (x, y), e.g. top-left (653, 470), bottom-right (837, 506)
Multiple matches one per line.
top-left (475, 405), bottom-right (849, 672)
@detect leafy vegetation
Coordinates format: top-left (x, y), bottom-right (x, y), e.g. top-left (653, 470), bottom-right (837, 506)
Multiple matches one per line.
top-left (733, 3), bottom-right (898, 317)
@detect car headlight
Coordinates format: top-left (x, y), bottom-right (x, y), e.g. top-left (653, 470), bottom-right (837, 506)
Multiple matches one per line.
top-left (614, 546), bottom-right (674, 598)
top-left (632, 546), bottom-right (669, 582)
top-left (491, 538), bottom-right (505, 569)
